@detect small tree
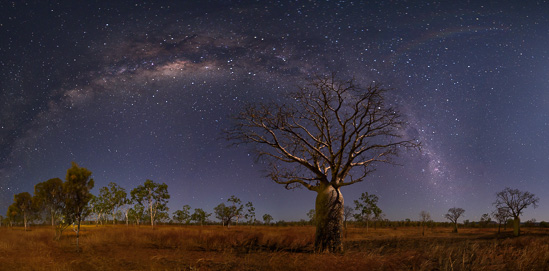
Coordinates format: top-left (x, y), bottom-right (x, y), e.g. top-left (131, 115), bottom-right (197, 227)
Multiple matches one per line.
top-left (244, 201), bottom-right (256, 224)
top-left (33, 178), bottom-right (64, 227)
top-left (63, 162), bottom-right (94, 251)
top-left (131, 179), bottom-right (170, 229)
top-left (354, 192), bottom-right (382, 232)
top-left (494, 187), bottom-right (539, 236)
top-left (445, 207), bottom-right (465, 233)
top-left (480, 213), bottom-right (491, 228)
top-left (98, 182), bottom-right (127, 224)
top-left (419, 211), bottom-right (431, 236)
top-left (128, 204), bottom-right (146, 225)
top-left (172, 205), bottom-right (192, 225)
top-left (13, 192), bottom-right (34, 231)
top-left (214, 196), bottom-right (243, 228)
top-left (262, 214), bottom-right (273, 225)
top-left (492, 207), bottom-right (511, 234)
top-left (190, 208), bottom-right (210, 226)
top-left (343, 206), bottom-right (354, 230)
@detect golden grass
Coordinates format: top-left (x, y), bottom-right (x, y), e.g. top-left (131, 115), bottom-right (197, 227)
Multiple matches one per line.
top-left (1, 225), bottom-right (548, 270)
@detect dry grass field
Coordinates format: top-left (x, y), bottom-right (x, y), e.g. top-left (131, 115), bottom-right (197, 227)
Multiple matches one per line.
top-left (1, 225), bottom-right (549, 270)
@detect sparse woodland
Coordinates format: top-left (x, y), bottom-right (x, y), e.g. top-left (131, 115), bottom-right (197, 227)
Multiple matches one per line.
top-left (2, 76), bottom-right (547, 270)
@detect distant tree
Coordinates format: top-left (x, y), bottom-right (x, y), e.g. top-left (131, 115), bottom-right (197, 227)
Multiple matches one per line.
top-left (88, 195), bottom-right (107, 225)
top-left (98, 182), bottom-right (127, 224)
top-left (13, 192), bottom-right (34, 231)
top-left (214, 196), bottom-right (243, 228)
top-left (262, 214), bottom-right (273, 225)
top-left (343, 206), bottom-right (354, 230)
top-left (494, 187), bottom-right (539, 237)
top-left (131, 179), bottom-right (170, 229)
top-left (172, 205), bottom-right (192, 225)
top-left (227, 74), bottom-right (419, 252)
top-left (354, 192), bottom-right (382, 232)
top-left (307, 209), bottom-right (316, 225)
top-left (480, 213), bottom-right (491, 228)
top-left (419, 211), bottom-right (431, 236)
top-left (63, 162), bottom-right (94, 250)
top-left (190, 208), bottom-right (210, 226)
top-left (33, 178), bottom-right (64, 227)
top-left (445, 207), bottom-right (465, 233)
top-left (128, 204), bottom-right (146, 225)
top-left (244, 201), bottom-right (256, 224)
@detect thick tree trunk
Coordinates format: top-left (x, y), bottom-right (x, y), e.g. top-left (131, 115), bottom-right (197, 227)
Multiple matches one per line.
top-left (453, 222), bottom-right (458, 233)
top-left (513, 217), bottom-right (520, 236)
top-left (314, 184), bottom-right (344, 253)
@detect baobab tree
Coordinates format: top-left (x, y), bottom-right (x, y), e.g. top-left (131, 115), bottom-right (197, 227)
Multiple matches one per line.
top-left (494, 187), bottom-right (539, 236)
top-left (227, 74), bottom-right (418, 252)
top-left (445, 207), bottom-right (465, 233)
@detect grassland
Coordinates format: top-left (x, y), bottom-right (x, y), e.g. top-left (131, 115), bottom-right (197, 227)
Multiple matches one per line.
top-left (1, 225), bottom-right (549, 270)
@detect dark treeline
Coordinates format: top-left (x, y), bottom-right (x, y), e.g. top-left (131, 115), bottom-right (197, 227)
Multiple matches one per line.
top-left (3, 163), bottom-right (546, 237)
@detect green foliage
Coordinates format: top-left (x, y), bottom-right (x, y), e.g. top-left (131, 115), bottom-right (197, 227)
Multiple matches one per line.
top-left (63, 162), bottom-right (94, 225)
top-left (62, 162), bottom-right (94, 250)
top-left (191, 208), bottom-right (210, 225)
top-left (33, 178), bottom-right (64, 226)
top-left (353, 192), bottom-right (382, 229)
top-left (262, 213), bottom-right (273, 225)
top-left (98, 182), bottom-right (128, 224)
top-left (214, 196), bottom-right (243, 227)
top-left (130, 179), bottom-right (170, 228)
top-left (306, 209), bottom-right (316, 224)
top-left (172, 205), bottom-right (192, 224)
top-left (13, 192), bottom-right (35, 230)
top-left (245, 201), bottom-right (255, 224)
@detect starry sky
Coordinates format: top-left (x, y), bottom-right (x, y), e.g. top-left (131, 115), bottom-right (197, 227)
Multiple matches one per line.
top-left (1, 1), bottom-right (549, 223)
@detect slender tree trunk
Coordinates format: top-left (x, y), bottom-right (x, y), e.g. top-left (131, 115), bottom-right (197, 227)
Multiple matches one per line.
top-left (76, 217), bottom-right (81, 251)
top-left (149, 189), bottom-right (154, 229)
top-left (23, 212), bottom-right (28, 231)
top-left (314, 184), bottom-right (344, 253)
top-left (513, 217), bottom-right (520, 236)
top-left (498, 222), bottom-right (501, 234)
top-left (51, 207), bottom-right (55, 227)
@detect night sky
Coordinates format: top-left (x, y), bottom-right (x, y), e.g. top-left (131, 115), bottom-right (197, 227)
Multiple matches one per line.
top-left (1, 1), bottom-right (549, 223)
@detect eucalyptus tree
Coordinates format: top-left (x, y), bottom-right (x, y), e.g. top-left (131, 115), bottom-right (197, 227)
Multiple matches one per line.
top-left (98, 182), bottom-right (128, 224)
top-left (214, 196), bottom-right (243, 228)
top-left (33, 178), bottom-right (64, 227)
top-left (494, 187), bottom-right (539, 236)
top-left (190, 208), bottom-right (210, 226)
top-left (172, 205), bottom-right (192, 225)
top-left (262, 214), bottom-right (273, 225)
top-left (354, 192), bottom-right (382, 232)
top-left (12, 192), bottom-right (34, 231)
top-left (227, 74), bottom-right (418, 252)
top-left (130, 179), bottom-right (170, 229)
top-left (245, 201), bottom-right (256, 224)
top-left (63, 162), bottom-right (94, 250)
